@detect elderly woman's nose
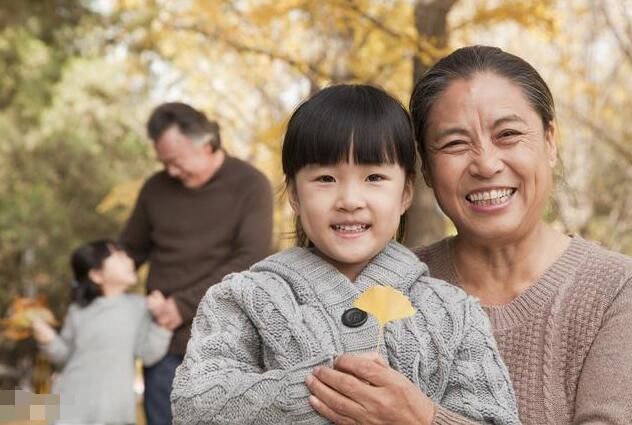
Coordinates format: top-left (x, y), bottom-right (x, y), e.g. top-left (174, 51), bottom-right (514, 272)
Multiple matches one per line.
top-left (468, 146), bottom-right (505, 178)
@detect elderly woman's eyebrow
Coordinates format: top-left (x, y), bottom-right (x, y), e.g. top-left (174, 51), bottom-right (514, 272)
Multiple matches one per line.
top-left (434, 127), bottom-right (469, 140)
top-left (493, 114), bottom-right (527, 127)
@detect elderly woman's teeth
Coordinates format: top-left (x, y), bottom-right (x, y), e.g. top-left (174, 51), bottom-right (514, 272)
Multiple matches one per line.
top-left (466, 188), bottom-right (515, 206)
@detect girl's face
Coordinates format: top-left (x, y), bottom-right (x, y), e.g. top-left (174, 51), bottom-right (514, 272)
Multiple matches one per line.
top-left (90, 249), bottom-right (137, 290)
top-left (423, 72), bottom-right (557, 243)
top-left (290, 159), bottom-right (413, 281)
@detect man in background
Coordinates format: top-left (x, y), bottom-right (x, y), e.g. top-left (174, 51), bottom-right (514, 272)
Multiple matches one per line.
top-left (120, 102), bottom-right (273, 425)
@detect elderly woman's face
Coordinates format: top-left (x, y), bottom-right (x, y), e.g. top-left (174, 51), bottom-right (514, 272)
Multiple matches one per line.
top-left (423, 72), bottom-right (557, 242)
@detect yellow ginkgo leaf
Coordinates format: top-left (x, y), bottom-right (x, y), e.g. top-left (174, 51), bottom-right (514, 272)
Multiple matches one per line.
top-left (353, 286), bottom-right (415, 326)
top-left (1, 296), bottom-right (58, 341)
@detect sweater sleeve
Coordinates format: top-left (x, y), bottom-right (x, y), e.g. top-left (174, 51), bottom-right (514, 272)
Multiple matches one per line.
top-left (436, 300), bottom-right (520, 425)
top-left (171, 276), bottom-right (333, 425)
top-left (39, 306), bottom-right (76, 367)
top-left (573, 276), bottom-right (632, 425)
top-left (171, 174), bottom-right (273, 323)
top-left (119, 182), bottom-right (152, 267)
top-left (134, 304), bottom-right (173, 367)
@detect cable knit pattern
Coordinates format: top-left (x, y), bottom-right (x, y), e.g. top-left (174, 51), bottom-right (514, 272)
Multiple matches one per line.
top-left (172, 241), bottom-right (519, 424)
top-left (416, 236), bottom-right (632, 425)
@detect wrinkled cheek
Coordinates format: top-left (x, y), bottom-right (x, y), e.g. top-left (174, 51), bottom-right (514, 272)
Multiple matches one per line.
top-left (430, 182), bottom-right (458, 217)
top-left (534, 166), bottom-right (554, 205)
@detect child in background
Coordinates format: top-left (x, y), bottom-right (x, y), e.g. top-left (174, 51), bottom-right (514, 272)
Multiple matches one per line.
top-left (32, 239), bottom-right (172, 424)
top-left (171, 85), bottom-right (520, 424)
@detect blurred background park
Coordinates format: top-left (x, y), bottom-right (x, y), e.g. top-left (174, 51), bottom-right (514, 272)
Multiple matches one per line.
top-left (0, 0), bottom-right (630, 410)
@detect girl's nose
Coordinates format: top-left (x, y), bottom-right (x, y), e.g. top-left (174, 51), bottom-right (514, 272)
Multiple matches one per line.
top-left (335, 184), bottom-right (366, 211)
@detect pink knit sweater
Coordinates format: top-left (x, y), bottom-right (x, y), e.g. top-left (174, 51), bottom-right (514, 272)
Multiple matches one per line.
top-left (417, 236), bottom-right (632, 425)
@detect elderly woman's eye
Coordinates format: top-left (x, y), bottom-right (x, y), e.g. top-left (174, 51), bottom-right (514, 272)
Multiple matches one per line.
top-left (498, 129), bottom-right (521, 138)
top-left (441, 140), bottom-right (467, 149)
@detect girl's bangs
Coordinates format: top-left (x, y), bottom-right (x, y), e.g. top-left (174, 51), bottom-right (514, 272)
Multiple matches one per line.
top-left (289, 112), bottom-right (407, 172)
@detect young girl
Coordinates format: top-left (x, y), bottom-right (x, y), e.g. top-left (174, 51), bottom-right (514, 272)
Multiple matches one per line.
top-left (32, 239), bottom-right (172, 424)
top-left (171, 85), bottom-right (520, 424)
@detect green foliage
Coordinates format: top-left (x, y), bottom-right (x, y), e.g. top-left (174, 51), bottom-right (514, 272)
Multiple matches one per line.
top-left (0, 4), bottom-right (155, 373)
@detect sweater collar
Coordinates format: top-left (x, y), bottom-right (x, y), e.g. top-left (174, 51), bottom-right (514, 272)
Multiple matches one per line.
top-left (252, 240), bottom-right (428, 304)
top-left (441, 235), bottom-right (590, 330)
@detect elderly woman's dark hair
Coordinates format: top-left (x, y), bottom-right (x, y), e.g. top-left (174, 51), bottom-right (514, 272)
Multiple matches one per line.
top-left (410, 45), bottom-right (556, 167)
top-left (147, 102), bottom-right (221, 151)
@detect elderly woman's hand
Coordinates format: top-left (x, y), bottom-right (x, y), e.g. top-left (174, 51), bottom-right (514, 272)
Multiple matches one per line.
top-left (305, 353), bottom-right (435, 425)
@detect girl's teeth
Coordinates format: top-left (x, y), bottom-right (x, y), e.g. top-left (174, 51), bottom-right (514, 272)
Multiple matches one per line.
top-left (333, 224), bottom-right (368, 232)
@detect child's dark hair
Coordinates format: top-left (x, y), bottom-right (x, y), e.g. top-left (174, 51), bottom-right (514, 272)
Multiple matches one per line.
top-left (70, 239), bottom-right (122, 307)
top-left (282, 84), bottom-right (417, 246)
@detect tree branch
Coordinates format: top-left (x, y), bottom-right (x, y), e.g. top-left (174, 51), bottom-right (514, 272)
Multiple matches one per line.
top-left (600, 1), bottom-right (632, 64)
top-left (560, 101), bottom-right (632, 165)
top-left (338, 0), bottom-right (445, 60)
top-left (168, 23), bottom-right (345, 82)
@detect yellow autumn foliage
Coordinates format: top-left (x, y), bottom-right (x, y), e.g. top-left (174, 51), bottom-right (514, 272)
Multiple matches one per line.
top-left (1, 296), bottom-right (58, 341)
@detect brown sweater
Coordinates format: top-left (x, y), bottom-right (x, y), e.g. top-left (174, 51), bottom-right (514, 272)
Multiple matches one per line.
top-left (416, 236), bottom-right (632, 425)
top-left (120, 155), bottom-right (273, 354)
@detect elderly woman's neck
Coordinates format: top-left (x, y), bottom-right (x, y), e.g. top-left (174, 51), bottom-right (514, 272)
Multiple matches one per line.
top-left (450, 225), bottom-right (570, 305)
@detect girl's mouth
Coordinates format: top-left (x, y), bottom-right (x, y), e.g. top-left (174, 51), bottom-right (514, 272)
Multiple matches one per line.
top-left (331, 224), bottom-right (370, 233)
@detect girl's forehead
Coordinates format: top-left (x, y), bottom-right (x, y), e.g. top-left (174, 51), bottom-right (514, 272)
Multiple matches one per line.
top-left (300, 160), bottom-right (402, 171)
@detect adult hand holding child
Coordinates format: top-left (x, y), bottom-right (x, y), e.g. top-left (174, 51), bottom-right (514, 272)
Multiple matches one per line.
top-left (307, 352), bottom-right (435, 425)
top-left (147, 290), bottom-right (183, 331)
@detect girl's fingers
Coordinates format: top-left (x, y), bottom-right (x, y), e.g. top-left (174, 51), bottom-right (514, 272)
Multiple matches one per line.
top-left (32, 320), bottom-right (54, 343)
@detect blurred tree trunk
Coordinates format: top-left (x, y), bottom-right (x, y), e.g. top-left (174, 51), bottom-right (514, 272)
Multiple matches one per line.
top-left (555, 3), bottom-right (598, 234)
top-left (405, 0), bottom-right (457, 248)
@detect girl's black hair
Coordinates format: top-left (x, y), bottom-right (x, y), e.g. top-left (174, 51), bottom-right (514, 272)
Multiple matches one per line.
top-left (282, 84), bottom-right (417, 246)
top-left (70, 239), bottom-right (121, 307)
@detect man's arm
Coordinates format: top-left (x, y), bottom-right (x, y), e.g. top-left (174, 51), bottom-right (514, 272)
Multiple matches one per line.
top-left (119, 182), bottom-right (153, 267)
top-left (172, 174), bottom-right (273, 322)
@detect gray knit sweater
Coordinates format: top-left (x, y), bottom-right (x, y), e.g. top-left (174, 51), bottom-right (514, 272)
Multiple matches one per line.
top-left (171, 241), bottom-right (519, 424)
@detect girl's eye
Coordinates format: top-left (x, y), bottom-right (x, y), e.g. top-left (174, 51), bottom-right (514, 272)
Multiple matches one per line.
top-left (366, 174), bottom-right (385, 182)
top-left (316, 175), bottom-right (335, 183)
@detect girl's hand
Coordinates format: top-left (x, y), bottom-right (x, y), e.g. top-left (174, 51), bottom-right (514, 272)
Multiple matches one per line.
top-left (305, 354), bottom-right (435, 425)
top-left (147, 290), bottom-right (166, 316)
top-left (147, 291), bottom-right (183, 330)
top-left (31, 317), bottom-right (55, 345)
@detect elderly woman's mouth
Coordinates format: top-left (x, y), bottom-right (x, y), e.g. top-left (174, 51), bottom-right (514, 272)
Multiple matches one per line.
top-left (465, 188), bottom-right (517, 206)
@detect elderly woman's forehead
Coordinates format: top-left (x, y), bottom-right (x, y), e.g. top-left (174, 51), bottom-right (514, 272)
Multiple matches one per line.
top-left (429, 74), bottom-right (537, 120)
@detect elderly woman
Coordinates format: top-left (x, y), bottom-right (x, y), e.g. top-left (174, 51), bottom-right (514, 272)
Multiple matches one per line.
top-left (305, 46), bottom-right (632, 424)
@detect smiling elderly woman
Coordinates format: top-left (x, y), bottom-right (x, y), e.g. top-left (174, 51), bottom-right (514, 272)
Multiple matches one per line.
top-left (305, 46), bottom-right (632, 425)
